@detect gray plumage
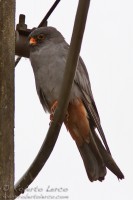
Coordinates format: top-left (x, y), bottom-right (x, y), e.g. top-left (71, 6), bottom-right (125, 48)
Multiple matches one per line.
top-left (29, 27), bottom-right (93, 112)
top-left (28, 26), bottom-right (124, 181)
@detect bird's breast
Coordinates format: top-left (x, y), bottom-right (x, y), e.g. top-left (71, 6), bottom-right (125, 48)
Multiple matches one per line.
top-left (30, 47), bottom-right (67, 107)
top-left (30, 43), bottom-right (82, 110)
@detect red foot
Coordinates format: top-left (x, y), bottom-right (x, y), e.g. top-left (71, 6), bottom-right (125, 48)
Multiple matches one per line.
top-left (50, 100), bottom-right (58, 122)
top-left (49, 101), bottom-right (69, 127)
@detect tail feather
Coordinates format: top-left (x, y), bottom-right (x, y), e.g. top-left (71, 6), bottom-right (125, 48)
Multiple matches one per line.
top-left (77, 143), bottom-right (99, 181)
top-left (77, 141), bottom-right (106, 182)
top-left (76, 129), bottom-right (124, 181)
top-left (89, 128), bottom-right (107, 180)
top-left (93, 130), bottom-right (124, 180)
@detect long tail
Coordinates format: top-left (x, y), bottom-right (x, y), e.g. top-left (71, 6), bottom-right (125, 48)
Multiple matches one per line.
top-left (77, 128), bottom-right (124, 182)
top-left (93, 129), bottom-right (124, 179)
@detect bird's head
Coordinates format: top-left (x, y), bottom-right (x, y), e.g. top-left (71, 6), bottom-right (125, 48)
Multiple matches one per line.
top-left (28, 26), bottom-right (64, 48)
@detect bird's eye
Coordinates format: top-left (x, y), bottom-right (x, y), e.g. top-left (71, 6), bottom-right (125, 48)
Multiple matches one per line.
top-left (37, 34), bottom-right (45, 40)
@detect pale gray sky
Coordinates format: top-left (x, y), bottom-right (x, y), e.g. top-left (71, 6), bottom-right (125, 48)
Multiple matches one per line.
top-left (15, 1), bottom-right (133, 199)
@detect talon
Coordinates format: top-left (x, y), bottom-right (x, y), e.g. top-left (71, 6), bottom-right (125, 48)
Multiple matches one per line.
top-left (50, 113), bottom-right (54, 121)
top-left (49, 115), bottom-right (53, 126)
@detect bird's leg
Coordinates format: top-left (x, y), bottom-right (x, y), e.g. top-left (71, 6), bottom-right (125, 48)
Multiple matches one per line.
top-left (50, 100), bottom-right (58, 122)
top-left (49, 100), bottom-right (69, 125)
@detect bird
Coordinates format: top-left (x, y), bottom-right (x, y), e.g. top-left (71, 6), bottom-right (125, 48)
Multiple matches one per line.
top-left (28, 26), bottom-right (124, 182)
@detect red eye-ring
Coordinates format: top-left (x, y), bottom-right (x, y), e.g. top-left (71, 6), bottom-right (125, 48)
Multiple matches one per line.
top-left (37, 34), bottom-right (45, 40)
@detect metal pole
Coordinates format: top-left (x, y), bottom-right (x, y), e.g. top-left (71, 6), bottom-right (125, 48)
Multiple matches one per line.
top-left (0, 0), bottom-right (15, 199)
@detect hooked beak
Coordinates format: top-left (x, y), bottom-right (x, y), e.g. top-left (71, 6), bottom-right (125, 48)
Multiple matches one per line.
top-left (29, 37), bottom-right (37, 45)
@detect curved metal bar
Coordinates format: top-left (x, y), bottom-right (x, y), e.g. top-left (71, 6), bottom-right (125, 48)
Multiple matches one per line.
top-left (14, 0), bottom-right (91, 198)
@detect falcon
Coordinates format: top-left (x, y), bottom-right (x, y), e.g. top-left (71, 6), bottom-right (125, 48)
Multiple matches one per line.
top-left (28, 26), bottom-right (124, 182)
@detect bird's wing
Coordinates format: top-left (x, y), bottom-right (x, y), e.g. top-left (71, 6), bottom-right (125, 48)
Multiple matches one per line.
top-left (74, 57), bottom-right (111, 154)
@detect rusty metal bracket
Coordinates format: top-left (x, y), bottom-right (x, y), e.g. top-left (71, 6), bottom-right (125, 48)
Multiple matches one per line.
top-left (15, 14), bottom-right (33, 58)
